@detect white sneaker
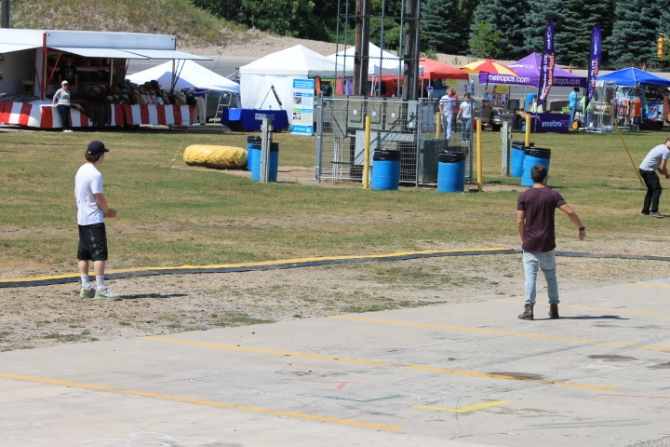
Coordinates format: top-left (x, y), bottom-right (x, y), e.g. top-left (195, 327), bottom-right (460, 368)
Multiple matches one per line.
top-left (79, 287), bottom-right (96, 299)
top-left (94, 287), bottom-right (122, 301)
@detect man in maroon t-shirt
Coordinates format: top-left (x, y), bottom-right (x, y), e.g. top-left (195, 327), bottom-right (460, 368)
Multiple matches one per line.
top-left (516, 165), bottom-right (586, 320)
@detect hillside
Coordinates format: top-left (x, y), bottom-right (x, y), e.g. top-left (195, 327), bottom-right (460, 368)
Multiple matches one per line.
top-left (9, 0), bottom-right (248, 50)
top-left (6, 0), bottom-right (470, 60)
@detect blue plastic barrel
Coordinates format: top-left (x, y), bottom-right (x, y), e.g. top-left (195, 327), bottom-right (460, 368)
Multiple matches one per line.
top-left (268, 142), bottom-right (279, 182)
top-left (511, 141), bottom-right (533, 178)
top-left (250, 141), bottom-right (279, 182)
top-left (521, 147), bottom-right (551, 187)
top-left (371, 150), bottom-right (401, 191)
top-left (246, 136), bottom-right (261, 172)
top-left (437, 151), bottom-right (466, 193)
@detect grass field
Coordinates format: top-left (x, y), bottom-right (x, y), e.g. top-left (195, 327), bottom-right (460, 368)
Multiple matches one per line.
top-left (1, 126), bottom-right (669, 278)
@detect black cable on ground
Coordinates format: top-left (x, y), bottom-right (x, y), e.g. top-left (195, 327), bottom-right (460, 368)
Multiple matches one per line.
top-left (1, 248), bottom-right (668, 289)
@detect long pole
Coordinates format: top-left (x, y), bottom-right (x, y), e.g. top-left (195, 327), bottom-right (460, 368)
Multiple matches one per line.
top-left (524, 113), bottom-right (531, 147)
top-left (476, 119), bottom-right (483, 192)
top-left (363, 115), bottom-right (371, 189)
top-left (1, 0), bottom-right (9, 28)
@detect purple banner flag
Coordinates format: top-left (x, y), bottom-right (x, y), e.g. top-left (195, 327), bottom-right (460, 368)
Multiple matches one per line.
top-left (537, 23), bottom-right (555, 106)
top-left (586, 25), bottom-right (601, 108)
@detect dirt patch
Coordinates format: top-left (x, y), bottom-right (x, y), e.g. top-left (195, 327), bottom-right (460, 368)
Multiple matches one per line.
top-left (1, 253), bottom-right (667, 352)
top-left (180, 32), bottom-right (342, 58)
top-left (172, 164), bottom-right (525, 192)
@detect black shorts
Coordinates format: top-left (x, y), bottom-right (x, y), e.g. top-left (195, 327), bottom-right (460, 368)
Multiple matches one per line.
top-left (77, 223), bottom-right (108, 261)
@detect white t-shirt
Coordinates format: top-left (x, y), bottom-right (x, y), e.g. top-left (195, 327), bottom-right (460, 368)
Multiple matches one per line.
top-left (440, 95), bottom-right (455, 116)
top-left (75, 163), bottom-right (104, 226)
top-left (639, 144), bottom-right (670, 171)
top-left (459, 101), bottom-right (472, 119)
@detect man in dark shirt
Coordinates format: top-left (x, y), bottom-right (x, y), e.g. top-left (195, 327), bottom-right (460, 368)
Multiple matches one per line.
top-left (516, 165), bottom-right (586, 320)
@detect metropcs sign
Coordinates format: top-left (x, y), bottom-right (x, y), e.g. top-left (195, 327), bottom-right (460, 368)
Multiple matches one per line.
top-left (532, 113), bottom-right (569, 133)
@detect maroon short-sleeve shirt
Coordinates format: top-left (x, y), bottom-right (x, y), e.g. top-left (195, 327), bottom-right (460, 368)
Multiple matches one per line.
top-left (517, 187), bottom-right (567, 253)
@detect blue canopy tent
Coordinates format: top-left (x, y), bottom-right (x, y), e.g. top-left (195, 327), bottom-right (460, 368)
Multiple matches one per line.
top-left (596, 68), bottom-right (670, 130)
top-left (597, 67), bottom-right (670, 87)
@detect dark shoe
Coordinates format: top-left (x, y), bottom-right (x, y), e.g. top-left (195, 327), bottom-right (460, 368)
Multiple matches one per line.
top-left (641, 211), bottom-right (649, 215)
top-left (549, 304), bottom-right (559, 319)
top-left (518, 304), bottom-right (534, 320)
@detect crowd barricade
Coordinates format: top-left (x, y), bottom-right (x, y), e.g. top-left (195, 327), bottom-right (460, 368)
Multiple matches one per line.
top-left (0, 101), bottom-right (196, 129)
top-left (123, 104), bottom-right (196, 126)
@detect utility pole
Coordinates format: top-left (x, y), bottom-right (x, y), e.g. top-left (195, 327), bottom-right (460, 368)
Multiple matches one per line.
top-left (354, 0), bottom-right (371, 96)
top-left (402, 0), bottom-right (420, 100)
top-left (1, 0), bottom-right (9, 28)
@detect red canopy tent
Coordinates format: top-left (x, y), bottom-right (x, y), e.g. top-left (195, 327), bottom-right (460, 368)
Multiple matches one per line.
top-left (419, 58), bottom-right (469, 80)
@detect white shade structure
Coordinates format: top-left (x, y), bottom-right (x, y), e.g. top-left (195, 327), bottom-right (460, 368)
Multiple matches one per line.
top-left (126, 60), bottom-right (240, 93)
top-left (328, 43), bottom-right (402, 76)
top-left (239, 45), bottom-right (348, 119)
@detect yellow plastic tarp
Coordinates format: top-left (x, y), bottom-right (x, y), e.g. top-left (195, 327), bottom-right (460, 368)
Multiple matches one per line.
top-left (183, 145), bottom-right (247, 169)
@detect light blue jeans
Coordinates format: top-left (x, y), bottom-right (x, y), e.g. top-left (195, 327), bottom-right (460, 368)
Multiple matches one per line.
top-left (522, 250), bottom-right (559, 305)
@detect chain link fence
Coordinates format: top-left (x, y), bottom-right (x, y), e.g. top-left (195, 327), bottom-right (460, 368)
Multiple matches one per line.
top-left (315, 96), bottom-right (473, 187)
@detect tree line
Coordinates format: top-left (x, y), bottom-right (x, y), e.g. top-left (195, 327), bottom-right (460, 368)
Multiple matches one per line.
top-left (193, 0), bottom-right (670, 68)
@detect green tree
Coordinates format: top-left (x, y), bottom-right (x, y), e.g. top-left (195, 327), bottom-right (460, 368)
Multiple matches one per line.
top-left (607, 0), bottom-right (670, 66)
top-left (241, 0), bottom-right (319, 38)
top-left (470, 0), bottom-right (529, 59)
top-left (459, 0), bottom-right (480, 30)
top-left (522, 0), bottom-right (566, 55)
top-left (422, 0), bottom-right (469, 55)
top-left (469, 21), bottom-right (503, 58)
top-left (556, 0), bottom-right (616, 66)
top-left (191, 0), bottom-right (243, 21)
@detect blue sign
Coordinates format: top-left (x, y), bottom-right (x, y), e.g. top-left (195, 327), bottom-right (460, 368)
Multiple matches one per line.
top-left (291, 78), bottom-right (315, 135)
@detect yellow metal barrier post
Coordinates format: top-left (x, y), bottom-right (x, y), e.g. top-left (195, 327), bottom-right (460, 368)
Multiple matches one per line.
top-left (435, 112), bottom-right (441, 138)
top-left (524, 113), bottom-right (531, 147)
top-left (363, 115), bottom-right (372, 189)
top-left (476, 119), bottom-right (483, 192)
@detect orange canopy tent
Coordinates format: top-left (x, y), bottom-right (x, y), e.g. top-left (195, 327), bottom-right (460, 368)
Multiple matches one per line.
top-left (419, 58), bottom-right (469, 80)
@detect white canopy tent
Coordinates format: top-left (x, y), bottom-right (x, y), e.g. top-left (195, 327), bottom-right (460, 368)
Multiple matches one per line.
top-left (126, 60), bottom-right (240, 93)
top-left (239, 45), bottom-right (347, 120)
top-left (328, 43), bottom-right (402, 76)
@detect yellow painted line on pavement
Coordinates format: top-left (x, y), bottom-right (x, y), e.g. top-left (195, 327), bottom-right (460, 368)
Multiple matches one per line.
top-left (496, 300), bottom-right (670, 317)
top-left (331, 316), bottom-right (670, 353)
top-left (0, 247), bottom-right (512, 283)
top-left (629, 283), bottom-right (670, 289)
top-left (144, 337), bottom-right (618, 391)
top-left (410, 400), bottom-right (509, 413)
top-left (0, 372), bottom-right (401, 431)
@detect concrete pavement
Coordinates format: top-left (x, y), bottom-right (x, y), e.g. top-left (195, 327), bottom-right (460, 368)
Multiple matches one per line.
top-left (1, 278), bottom-right (669, 447)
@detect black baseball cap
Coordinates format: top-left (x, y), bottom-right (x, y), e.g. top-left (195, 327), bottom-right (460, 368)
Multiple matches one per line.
top-left (87, 141), bottom-right (110, 155)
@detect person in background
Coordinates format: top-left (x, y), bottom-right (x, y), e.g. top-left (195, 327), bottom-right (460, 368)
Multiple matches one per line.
top-left (188, 88), bottom-right (208, 125)
top-left (568, 87), bottom-right (580, 129)
top-left (456, 92), bottom-right (472, 143)
top-left (75, 141), bottom-right (121, 301)
top-left (59, 55), bottom-right (79, 94)
top-left (517, 164), bottom-right (586, 320)
top-left (639, 137), bottom-right (670, 218)
top-left (439, 88), bottom-right (456, 140)
top-left (53, 80), bottom-right (73, 132)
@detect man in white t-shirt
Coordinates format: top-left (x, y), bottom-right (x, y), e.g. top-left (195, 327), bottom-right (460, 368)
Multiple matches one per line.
top-left (456, 92), bottom-right (472, 142)
top-left (638, 137), bottom-right (670, 218)
top-left (439, 89), bottom-right (456, 140)
top-left (75, 141), bottom-right (121, 300)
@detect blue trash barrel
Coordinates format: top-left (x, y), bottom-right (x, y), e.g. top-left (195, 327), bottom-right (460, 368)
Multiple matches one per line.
top-left (246, 136), bottom-right (261, 172)
top-left (268, 142), bottom-right (279, 182)
top-left (521, 147), bottom-right (551, 187)
top-left (250, 141), bottom-right (279, 182)
top-left (437, 151), bottom-right (466, 193)
top-left (371, 150), bottom-right (401, 191)
top-left (511, 141), bottom-right (533, 178)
